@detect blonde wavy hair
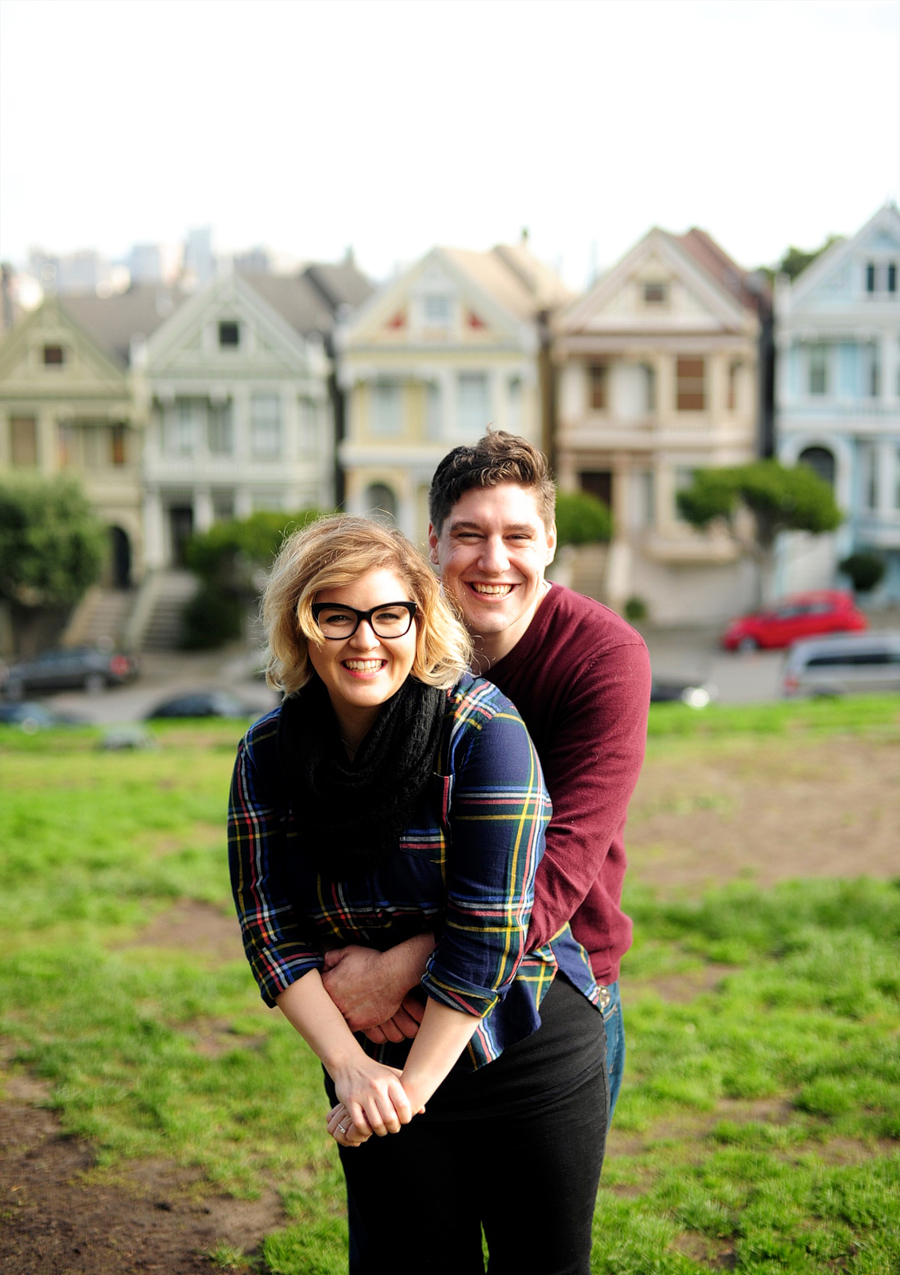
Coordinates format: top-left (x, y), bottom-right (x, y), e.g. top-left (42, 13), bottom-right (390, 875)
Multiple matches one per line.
top-left (263, 515), bottom-right (472, 696)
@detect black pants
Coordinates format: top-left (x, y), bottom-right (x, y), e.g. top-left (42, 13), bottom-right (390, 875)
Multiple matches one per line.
top-left (331, 978), bottom-right (609, 1275)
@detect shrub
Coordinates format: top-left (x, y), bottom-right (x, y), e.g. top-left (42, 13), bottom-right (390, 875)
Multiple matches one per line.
top-left (555, 490), bottom-right (612, 547)
top-left (839, 551), bottom-right (885, 594)
top-left (181, 583), bottom-right (244, 650)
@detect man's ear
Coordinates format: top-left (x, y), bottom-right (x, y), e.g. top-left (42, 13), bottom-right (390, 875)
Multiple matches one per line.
top-left (545, 522), bottom-right (557, 567)
top-left (427, 524), bottom-right (440, 566)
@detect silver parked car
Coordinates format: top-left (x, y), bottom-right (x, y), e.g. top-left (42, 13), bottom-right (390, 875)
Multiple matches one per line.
top-left (782, 631), bottom-right (900, 697)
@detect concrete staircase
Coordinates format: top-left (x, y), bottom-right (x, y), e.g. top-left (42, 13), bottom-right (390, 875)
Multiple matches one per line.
top-left (63, 586), bottom-right (135, 649)
top-left (138, 571), bottom-right (200, 651)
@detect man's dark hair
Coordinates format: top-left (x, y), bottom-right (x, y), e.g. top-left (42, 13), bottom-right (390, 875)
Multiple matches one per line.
top-left (429, 431), bottom-right (556, 535)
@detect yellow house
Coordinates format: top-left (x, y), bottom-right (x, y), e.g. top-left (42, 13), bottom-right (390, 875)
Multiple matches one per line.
top-left (0, 295), bottom-right (146, 587)
top-left (337, 242), bottom-right (569, 546)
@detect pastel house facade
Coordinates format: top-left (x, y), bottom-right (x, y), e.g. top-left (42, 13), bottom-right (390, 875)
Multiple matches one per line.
top-left (775, 203), bottom-right (900, 603)
top-left (552, 227), bottom-right (768, 622)
top-left (336, 243), bottom-right (569, 546)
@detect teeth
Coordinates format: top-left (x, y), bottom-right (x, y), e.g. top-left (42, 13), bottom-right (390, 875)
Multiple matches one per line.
top-left (472, 584), bottom-right (512, 596)
top-left (344, 660), bottom-right (383, 670)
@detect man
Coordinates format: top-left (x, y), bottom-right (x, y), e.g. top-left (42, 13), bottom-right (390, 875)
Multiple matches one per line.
top-left (323, 430), bottom-right (651, 1118)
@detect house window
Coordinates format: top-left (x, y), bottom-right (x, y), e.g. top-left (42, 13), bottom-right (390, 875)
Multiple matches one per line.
top-left (808, 346), bottom-right (828, 396)
top-left (588, 363), bottom-right (608, 410)
top-left (423, 295), bottom-right (451, 328)
top-left (458, 372), bottom-right (489, 437)
top-left (43, 345), bottom-right (64, 365)
top-left (208, 400), bottom-right (234, 455)
top-left (166, 398), bottom-right (203, 455)
top-left (110, 424), bottom-right (126, 466)
top-left (58, 423), bottom-right (76, 467)
top-left (866, 263), bottom-right (876, 293)
top-left (10, 416), bottom-right (37, 465)
top-left (643, 281), bottom-right (667, 305)
top-left (250, 393), bottom-right (282, 458)
top-left (364, 483), bottom-right (398, 523)
top-left (426, 382), bottom-right (443, 440)
top-left (372, 382), bottom-right (402, 435)
top-left (219, 320), bottom-right (240, 347)
top-left (889, 264), bottom-right (897, 294)
top-left (676, 357), bottom-right (706, 410)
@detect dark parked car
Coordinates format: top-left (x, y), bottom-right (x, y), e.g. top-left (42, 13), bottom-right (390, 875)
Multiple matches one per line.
top-left (145, 690), bottom-right (258, 720)
top-left (720, 590), bottom-right (867, 652)
top-left (650, 680), bottom-right (715, 709)
top-left (0, 701), bottom-right (84, 732)
top-left (0, 646), bottom-right (139, 698)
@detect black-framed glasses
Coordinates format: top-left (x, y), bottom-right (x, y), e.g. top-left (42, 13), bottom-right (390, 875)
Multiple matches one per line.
top-left (311, 601), bottom-right (418, 640)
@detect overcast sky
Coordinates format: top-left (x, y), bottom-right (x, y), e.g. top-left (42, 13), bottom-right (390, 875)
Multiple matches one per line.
top-left (1, 0), bottom-right (898, 288)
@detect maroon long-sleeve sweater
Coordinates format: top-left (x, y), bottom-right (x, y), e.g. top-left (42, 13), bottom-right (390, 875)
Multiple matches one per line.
top-left (487, 583), bottom-right (651, 985)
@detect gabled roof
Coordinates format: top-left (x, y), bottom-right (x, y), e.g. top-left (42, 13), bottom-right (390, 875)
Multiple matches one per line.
top-left (342, 241), bottom-right (569, 348)
top-left (303, 260), bottom-right (373, 311)
top-left (240, 261), bottom-right (373, 337)
top-left (443, 244), bottom-right (571, 319)
top-left (145, 272), bottom-right (313, 372)
top-left (60, 285), bottom-right (186, 366)
top-left (557, 224), bottom-right (760, 336)
top-left (668, 228), bottom-right (765, 312)
top-left (238, 273), bottom-right (338, 337)
top-left (0, 294), bottom-right (131, 386)
top-left (785, 202), bottom-right (900, 308)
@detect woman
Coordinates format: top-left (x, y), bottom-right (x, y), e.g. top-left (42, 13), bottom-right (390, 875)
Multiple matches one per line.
top-left (228, 516), bottom-right (608, 1275)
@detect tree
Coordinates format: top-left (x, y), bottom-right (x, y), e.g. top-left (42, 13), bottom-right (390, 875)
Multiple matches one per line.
top-left (776, 234), bottom-right (842, 281)
top-left (0, 473), bottom-right (105, 656)
top-left (554, 490), bottom-right (613, 548)
top-left (182, 508), bottom-right (328, 648)
top-left (676, 460), bottom-right (842, 604)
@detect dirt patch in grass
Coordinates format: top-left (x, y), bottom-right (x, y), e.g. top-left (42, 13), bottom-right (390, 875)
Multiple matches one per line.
top-left (628, 734), bottom-right (900, 890)
top-left (0, 1096), bottom-right (281, 1274)
top-left (116, 899), bottom-right (245, 966)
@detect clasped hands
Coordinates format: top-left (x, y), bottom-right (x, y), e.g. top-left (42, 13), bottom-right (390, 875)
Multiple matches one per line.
top-left (326, 1067), bottom-right (426, 1150)
top-left (321, 941), bottom-right (432, 1147)
top-left (321, 942), bottom-right (428, 1044)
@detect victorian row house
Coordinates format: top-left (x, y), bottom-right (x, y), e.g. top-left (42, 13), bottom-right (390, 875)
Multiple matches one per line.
top-left (337, 241), bottom-right (570, 545)
top-left (775, 203), bottom-right (900, 603)
top-left (0, 261), bottom-right (371, 651)
top-left (552, 226), bottom-right (770, 622)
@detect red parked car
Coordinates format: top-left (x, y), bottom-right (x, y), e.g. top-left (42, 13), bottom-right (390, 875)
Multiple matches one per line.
top-left (720, 590), bottom-right (868, 652)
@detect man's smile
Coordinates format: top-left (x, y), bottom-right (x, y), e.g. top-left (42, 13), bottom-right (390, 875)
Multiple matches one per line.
top-left (468, 583), bottom-right (516, 596)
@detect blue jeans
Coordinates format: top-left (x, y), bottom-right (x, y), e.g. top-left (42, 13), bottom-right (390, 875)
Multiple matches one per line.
top-left (600, 981), bottom-right (625, 1125)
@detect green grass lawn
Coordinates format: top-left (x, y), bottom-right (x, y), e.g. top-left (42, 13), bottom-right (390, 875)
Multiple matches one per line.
top-left (1, 701), bottom-right (898, 1273)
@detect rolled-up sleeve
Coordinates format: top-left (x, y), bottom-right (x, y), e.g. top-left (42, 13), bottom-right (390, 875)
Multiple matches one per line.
top-left (228, 725), bottom-right (322, 1006)
top-left (421, 703), bottom-right (552, 1018)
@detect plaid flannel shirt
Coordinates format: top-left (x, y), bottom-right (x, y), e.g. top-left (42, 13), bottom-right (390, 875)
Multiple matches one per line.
top-left (228, 673), bottom-right (600, 1071)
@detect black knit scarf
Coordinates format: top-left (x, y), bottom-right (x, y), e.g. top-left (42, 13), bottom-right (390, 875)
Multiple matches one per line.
top-left (277, 674), bottom-right (447, 879)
